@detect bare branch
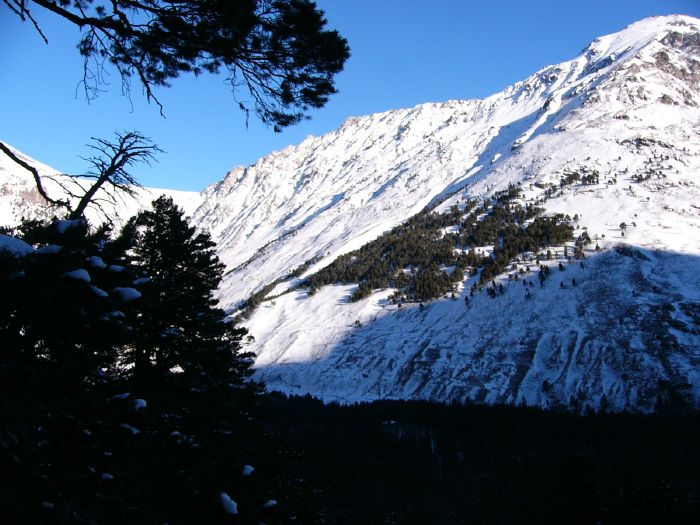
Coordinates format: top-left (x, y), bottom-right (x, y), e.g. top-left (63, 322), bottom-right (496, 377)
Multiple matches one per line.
top-left (0, 141), bottom-right (71, 209)
top-left (3, 0), bottom-right (24, 19)
top-left (41, 172), bottom-right (85, 202)
top-left (70, 131), bottom-right (161, 220)
top-left (4, 0), bottom-right (49, 43)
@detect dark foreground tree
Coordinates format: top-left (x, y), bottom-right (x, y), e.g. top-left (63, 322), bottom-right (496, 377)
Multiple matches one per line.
top-left (0, 218), bottom-right (136, 394)
top-left (5, 0), bottom-right (350, 130)
top-left (0, 213), bottom-right (274, 524)
top-left (122, 195), bottom-right (256, 391)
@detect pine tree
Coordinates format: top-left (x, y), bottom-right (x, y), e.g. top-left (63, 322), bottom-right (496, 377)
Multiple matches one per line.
top-left (6, 0), bottom-right (350, 130)
top-left (0, 218), bottom-right (135, 394)
top-left (123, 196), bottom-right (255, 391)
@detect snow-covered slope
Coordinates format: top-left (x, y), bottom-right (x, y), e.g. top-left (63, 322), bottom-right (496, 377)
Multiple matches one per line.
top-left (0, 145), bottom-right (201, 227)
top-left (193, 15), bottom-right (700, 312)
top-left (206, 15), bottom-right (699, 411)
top-left (3, 15), bottom-right (699, 411)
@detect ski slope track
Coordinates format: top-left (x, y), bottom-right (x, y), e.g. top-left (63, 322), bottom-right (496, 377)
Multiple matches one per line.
top-left (3, 15), bottom-right (699, 411)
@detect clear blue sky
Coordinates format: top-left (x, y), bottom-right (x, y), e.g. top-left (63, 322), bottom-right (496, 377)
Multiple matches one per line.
top-left (2, 1), bottom-right (698, 191)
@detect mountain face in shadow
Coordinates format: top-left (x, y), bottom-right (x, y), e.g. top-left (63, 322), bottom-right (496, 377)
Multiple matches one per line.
top-left (253, 246), bottom-right (699, 412)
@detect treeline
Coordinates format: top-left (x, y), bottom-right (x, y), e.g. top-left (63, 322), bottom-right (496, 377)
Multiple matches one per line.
top-left (254, 394), bottom-right (700, 524)
top-left (560, 168), bottom-right (600, 187)
top-left (478, 214), bottom-right (574, 284)
top-left (238, 255), bottom-right (324, 320)
top-left (303, 184), bottom-right (574, 303)
top-left (6, 387), bottom-right (699, 523)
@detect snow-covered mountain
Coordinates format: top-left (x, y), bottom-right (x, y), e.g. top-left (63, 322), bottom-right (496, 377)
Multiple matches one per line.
top-left (193, 15), bottom-right (700, 411)
top-left (193, 15), bottom-right (700, 310)
top-left (2, 15), bottom-right (699, 411)
top-left (0, 144), bottom-right (201, 227)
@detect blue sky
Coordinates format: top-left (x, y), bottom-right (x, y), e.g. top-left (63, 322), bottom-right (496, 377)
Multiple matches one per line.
top-left (2, 0), bottom-right (699, 191)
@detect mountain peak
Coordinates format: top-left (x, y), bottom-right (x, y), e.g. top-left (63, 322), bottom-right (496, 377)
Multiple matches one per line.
top-left (189, 17), bottom-right (700, 310)
top-left (577, 15), bottom-right (699, 72)
top-left (186, 16), bottom-right (700, 410)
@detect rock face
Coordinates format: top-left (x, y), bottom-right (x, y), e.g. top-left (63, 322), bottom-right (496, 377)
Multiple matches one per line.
top-left (3, 15), bottom-right (699, 411)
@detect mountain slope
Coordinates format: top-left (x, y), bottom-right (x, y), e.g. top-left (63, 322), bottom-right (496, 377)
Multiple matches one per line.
top-left (0, 145), bottom-right (201, 227)
top-left (212, 15), bottom-right (700, 411)
top-left (2, 15), bottom-right (699, 412)
top-left (193, 15), bottom-right (700, 312)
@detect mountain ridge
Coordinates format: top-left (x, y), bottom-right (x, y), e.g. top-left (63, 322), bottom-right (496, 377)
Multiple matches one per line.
top-left (188, 14), bottom-right (699, 311)
top-left (219, 14), bottom-right (700, 411)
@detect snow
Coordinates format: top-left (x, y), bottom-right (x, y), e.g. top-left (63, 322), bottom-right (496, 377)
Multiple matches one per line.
top-left (133, 399), bottom-right (147, 410)
top-left (109, 392), bottom-right (130, 401)
top-left (90, 285), bottom-right (109, 298)
top-left (61, 269), bottom-right (91, 282)
top-left (234, 15), bottom-right (700, 411)
top-left (100, 473), bottom-right (114, 481)
top-left (108, 264), bottom-right (125, 273)
top-left (219, 492), bottom-right (238, 515)
top-left (113, 287), bottom-right (141, 302)
top-left (250, 237), bottom-right (699, 411)
top-left (36, 245), bottom-right (62, 255)
top-left (263, 500), bottom-right (278, 508)
top-left (241, 465), bottom-right (254, 476)
top-left (189, 15), bottom-right (700, 313)
top-left (55, 219), bottom-right (83, 234)
top-left (0, 234), bottom-right (33, 257)
top-left (88, 256), bottom-right (107, 269)
top-left (118, 423), bottom-right (140, 435)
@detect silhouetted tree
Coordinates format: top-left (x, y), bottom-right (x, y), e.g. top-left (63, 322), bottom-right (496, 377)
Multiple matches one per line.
top-left (70, 132), bottom-right (160, 219)
top-left (0, 218), bottom-right (135, 394)
top-left (122, 196), bottom-right (255, 390)
top-left (6, 0), bottom-right (350, 129)
top-left (0, 132), bottom-right (159, 222)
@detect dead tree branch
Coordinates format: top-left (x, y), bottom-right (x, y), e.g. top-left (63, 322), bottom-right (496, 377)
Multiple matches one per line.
top-left (0, 141), bottom-right (71, 210)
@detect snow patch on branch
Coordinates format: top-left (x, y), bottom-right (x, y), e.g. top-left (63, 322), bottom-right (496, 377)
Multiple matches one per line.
top-left (0, 234), bottom-right (34, 257)
top-left (113, 287), bottom-right (142, 301)
top-left (61, 269), bottom-right (91, 282)
top-left (219, 492), bottom-right (238, 515)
